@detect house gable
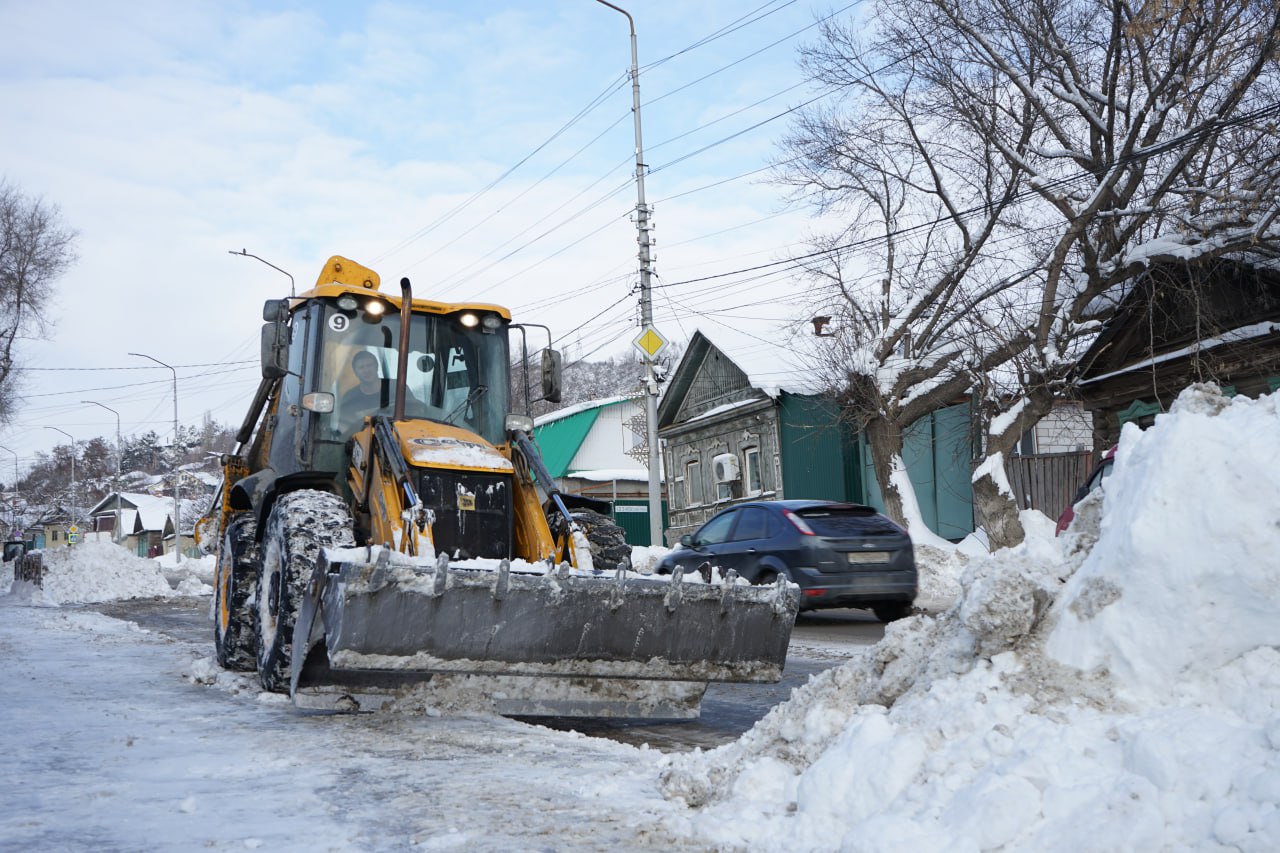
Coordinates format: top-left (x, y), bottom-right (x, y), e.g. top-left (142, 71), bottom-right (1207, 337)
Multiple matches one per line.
top-left (659, 331), bottom-right (768, 430)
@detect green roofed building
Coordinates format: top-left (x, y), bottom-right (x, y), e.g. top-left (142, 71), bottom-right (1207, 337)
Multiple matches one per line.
top-left (532, 395), bottom-right (667, 547)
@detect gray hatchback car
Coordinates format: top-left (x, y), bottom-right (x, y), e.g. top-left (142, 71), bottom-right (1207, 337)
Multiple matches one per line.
top-left (656, 499), bottom-right (917, 621)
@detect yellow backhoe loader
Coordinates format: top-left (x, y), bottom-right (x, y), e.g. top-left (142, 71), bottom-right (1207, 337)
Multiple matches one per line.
top-left (198, 256), bottom-right (798, 717)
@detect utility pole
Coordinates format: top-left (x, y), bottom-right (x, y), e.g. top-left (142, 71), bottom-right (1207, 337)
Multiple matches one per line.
top-left (44, 427), bottom-right (76, 539)
top-left (596, 0), bottom-right (665, 547)
top-left (129, 352), bottom-right (182, 563)
top-left (83, 400), bottom-right (123, 543)
top-left (0, 444), bottom-right (18, 538)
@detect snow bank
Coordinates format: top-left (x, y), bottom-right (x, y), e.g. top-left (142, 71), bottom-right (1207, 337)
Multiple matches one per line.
top-left (629, 545), bottom-right (671, 575)
top-left (662, 385), bottom-right (1280, 851)
top-left (1046, 386), bottom-right (1280, 703)
top-left (8, 541), bottom-right (176, 604)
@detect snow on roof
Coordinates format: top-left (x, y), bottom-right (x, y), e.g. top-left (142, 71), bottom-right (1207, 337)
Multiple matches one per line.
top-left (533, 394), bottom-right (637, 427)
top-left (1081, 320), bottom-right (1280, 385)
top-left (679, 396), bottom-right (772, 427)
top-left (687, 328), bottom-right (821, 398)
top-left (565, 468), bottom-right (650, 482)
top-left (131, 497), bottom-right (173, 533)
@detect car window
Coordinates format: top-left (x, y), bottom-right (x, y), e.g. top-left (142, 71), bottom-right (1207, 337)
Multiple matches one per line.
top-left (1086, 459), bottom-right (1115, 494)
top-left (795, 505), bottom-right (900, 536)
top-left (730, 507), bottom-right (772, 541)
top-left (694, 510), bottom-right (738, 546)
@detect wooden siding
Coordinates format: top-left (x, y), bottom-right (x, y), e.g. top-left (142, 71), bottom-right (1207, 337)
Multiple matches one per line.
top-left (1004, 450), bottom-right (1097, 522)
top-left (672, 348), bottom-right (758, 425)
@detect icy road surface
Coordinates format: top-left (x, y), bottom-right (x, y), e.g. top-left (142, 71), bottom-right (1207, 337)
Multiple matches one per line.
top-left (0, 601), bottom-right (709, 851)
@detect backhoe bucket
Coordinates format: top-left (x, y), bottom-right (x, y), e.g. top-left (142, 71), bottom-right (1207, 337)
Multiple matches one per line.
top-left (291, 548), bottom-right (799, 718)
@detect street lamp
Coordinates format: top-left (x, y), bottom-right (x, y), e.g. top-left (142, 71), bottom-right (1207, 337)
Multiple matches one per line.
top-left (129, 352), bottom-right (182, 563)
top-left (595, 0), bottom-right (663, 546)
top-left (44, 426), bottom-right (77, 538)
top-left (228, 249), bottom-right (295, 297)
top-left (83, 400), bottom-right (123, 544)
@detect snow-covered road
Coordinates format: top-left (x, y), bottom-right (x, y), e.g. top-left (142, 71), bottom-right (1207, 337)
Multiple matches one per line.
top-left (0, 602), bottom-right (704, 851)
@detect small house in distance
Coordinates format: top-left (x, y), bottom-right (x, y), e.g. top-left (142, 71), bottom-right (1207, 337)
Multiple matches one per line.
top-left (532, 395), bottom-right (666, 546)
top-left (87, 492), bottom-right (175, 558)
top-left (22, 505), bottom-right (76, 550)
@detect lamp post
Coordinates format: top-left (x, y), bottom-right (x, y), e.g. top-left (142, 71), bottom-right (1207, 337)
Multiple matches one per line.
top-left (83, 400), bottom-right (123, 544)
top-left (129, 352), bottom-right (182, 563)
top-left (595, 0), bottom-right (663, 546)
top-left (0, 444), bottom-right (18, 538)
top-left (44, 426), bottom-right (77, 539)
top-left (228, 249), bottom-right (295, 297)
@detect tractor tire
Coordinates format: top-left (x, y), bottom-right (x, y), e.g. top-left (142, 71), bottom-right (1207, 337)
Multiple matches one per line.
top-left (551, 508), bottom-right (631, 571)
top-left (256, 490), bottom-right (355, 693)
top-left (214, 514), bottom-right (259, 672)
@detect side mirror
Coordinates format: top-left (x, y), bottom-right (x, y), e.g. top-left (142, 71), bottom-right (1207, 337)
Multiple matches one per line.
top-left (261, 320), bottom-right (289, 379)
top-left (679, 534), bottom-right (694, 548)
top-left (540, 348), bottom-right (562, 404)
top-left (260, 300), bottom-right (290, 379)
top-left (262, 299), bottom-right (289, 322)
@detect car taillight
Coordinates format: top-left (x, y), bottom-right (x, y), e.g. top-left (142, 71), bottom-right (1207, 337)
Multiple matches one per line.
top-left (782, 510), bottom-right (815, 535)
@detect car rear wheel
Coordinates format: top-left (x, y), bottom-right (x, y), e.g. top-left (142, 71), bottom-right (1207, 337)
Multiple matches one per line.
top-left (872, 602), bottom-right (913, 623)
top-left (752, 567), bottom-right (790, 586)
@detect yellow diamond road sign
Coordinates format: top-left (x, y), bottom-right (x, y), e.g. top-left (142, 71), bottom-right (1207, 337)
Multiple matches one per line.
top-left (633, 326), bottom-right (669, 359)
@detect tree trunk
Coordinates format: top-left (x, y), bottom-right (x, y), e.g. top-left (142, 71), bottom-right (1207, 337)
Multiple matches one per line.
top-left (864, 416), bottom-right (907, 527)
top-left (971, 465), bottom-right (1024, 551)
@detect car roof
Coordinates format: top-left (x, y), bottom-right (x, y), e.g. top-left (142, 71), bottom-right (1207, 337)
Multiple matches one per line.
top-left (741, 499), bottom-right (877, 512)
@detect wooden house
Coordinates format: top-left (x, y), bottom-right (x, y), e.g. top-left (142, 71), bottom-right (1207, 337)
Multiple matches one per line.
top-left (1076, 255), bottom-right (1280, 447)
top-left (657, 331), bottom-right (976, 545)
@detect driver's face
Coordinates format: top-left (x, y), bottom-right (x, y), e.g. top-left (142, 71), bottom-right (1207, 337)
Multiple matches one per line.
top-left (354, 357), bottom-right (378, 379)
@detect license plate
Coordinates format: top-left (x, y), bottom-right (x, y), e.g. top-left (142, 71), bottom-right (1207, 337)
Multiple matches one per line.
top-left (845, 551), bottom-right (889, 565)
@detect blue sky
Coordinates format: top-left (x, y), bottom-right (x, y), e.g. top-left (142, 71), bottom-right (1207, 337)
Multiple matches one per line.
top-left (1, 0), bottom-right (851, 471)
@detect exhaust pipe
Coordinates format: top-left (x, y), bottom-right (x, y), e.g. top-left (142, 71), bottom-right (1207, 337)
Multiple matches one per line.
top-left (394, 277), bottom-right (412, 421)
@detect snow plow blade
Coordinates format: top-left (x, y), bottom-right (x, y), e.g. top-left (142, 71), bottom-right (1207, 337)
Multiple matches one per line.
top-left (291, 549), bottom-right (800, 717)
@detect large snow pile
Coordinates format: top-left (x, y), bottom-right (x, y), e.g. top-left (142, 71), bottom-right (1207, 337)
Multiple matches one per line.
top-left (9, 541), bottom-right (176, 604)
top-left (662, 385), bottom-right (1280, 851)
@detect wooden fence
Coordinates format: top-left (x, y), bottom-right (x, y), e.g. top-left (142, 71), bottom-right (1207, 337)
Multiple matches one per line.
top-left (1003, 450), bottom-right (1098, 522)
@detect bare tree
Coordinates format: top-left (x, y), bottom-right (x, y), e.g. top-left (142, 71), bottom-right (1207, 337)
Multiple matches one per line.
top-left (782, 0), bottom-right (1280, 546)
top-left (0, 179), bottom-right (78, 423)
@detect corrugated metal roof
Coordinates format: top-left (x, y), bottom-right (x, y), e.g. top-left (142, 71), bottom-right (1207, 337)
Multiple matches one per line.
top-left (532, 407), bottom-right (602, 477)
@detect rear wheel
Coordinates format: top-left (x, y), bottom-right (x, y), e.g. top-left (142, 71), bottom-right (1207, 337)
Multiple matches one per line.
top-left (872, 602), bottom-right (913, 623)
top-left (214, 514), bottom-right (259, 672)
top-left (256, 490), bottom-right (355, 693)
top-left (752, 567), bottom-right (789, 586)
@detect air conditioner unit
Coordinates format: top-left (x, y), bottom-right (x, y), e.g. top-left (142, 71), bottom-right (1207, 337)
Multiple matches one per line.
top-left (712, 452), bottom-right (741, 484)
